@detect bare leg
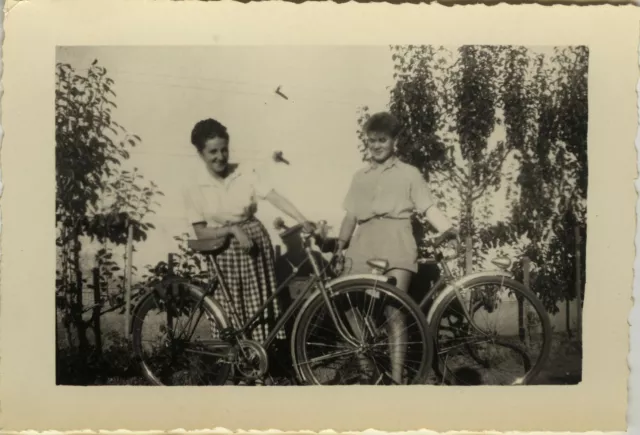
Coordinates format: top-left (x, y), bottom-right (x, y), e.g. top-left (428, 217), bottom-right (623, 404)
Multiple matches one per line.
top-left (385, 269), bottom-right (413, 384)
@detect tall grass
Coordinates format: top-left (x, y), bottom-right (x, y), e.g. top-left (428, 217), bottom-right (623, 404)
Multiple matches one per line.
top-left (56, 331), bottom-right (146, 385)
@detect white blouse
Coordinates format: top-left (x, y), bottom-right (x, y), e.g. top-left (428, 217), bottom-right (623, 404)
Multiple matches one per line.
top-left (182, 162), bottom-right (274, 228)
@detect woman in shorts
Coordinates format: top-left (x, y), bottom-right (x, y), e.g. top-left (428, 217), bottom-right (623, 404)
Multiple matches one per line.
top-left (336, 111), bottom-right (457, 384)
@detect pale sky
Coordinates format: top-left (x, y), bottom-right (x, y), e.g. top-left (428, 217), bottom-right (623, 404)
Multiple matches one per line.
top-left (57, 45), bottom-right (558, 277)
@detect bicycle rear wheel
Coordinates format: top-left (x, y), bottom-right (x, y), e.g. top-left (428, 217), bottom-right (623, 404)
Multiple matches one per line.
top-left (430, 275), bottom-right (552, 385)
top-left (292, 278), bottom-right (433, 385)
top-left (131, 281), bottom-right (233, 386)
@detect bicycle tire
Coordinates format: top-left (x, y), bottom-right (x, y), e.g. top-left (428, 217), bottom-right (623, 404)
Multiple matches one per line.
top-left (292, 278), bottom-right (433, 385)
top-left (131, 281), bottom-right (233, 386)
top-left (429, 275), bottom-right (552, 385)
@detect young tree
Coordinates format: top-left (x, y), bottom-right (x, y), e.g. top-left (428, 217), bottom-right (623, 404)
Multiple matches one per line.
top-left (450, 45), bottom-right (510, 273)
top-left (504, 46), bottom-right (588, 314)
top-left (141, 233), bottom-right (211, 287)
top-left (56, 61), bottom-right (162, 353)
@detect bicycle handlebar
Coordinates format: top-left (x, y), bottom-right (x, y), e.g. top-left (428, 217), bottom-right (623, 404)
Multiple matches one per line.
top-left (273, 219), bottom-right (336, 252)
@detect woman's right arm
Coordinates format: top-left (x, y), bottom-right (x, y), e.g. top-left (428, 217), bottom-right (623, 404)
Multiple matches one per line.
top-left (337, 172), bottom-right (360, 251)
top-left (192, 223), bottom-right (255, 253)
top-left (336, 211), bottom-right (357, 252)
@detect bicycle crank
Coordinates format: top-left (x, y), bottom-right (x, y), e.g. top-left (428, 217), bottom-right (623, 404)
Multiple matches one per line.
top-left (234, 340), bottom-right (269, 379)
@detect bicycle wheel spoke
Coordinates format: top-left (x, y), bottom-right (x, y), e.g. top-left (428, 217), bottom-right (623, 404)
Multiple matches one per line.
top-left (432, 278), bottom-right (550, 386)
top-left (307, 341), bottom-right (350, 349)
top-left (132, 284), bottom-right (232, 386)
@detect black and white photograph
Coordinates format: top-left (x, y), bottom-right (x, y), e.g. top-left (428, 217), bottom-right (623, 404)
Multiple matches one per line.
top-left (54, 45), bottom-right (588, 387)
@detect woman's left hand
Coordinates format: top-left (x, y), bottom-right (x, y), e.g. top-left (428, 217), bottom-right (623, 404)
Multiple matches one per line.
top-left (430, 227), bottom-right (459, 249)
top-left (330, 249), bottom-right (346, 276)
top-left (443, 227), bottom-right (461, 252)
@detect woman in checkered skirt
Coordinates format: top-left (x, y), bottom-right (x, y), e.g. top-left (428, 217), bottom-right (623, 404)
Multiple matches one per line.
top-left (182, 118), bottom-right (315, 346)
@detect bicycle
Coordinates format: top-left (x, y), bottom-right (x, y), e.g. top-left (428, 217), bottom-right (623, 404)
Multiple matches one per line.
top-left (361, 232), bottom-right (552, 386)
top-left (130, 219), bottom-right (433, 386)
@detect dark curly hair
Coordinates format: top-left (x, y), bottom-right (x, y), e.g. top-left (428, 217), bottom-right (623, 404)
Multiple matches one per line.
top-left (190, 118), bottom-right (230, 152)
top-left (363, 112), bottom-right (402, 139)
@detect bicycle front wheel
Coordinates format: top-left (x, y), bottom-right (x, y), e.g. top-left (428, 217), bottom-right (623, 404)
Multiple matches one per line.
top-left (292, 278), bottom-right (433, 385)
top-left (430, 275), bottom-right (552, 385)
top-left (131, 281), bottom-right (233, 386)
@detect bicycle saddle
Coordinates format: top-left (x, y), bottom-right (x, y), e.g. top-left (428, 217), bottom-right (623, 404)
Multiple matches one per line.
top-left (366, 258), bottom-right (389, 272)
top-left (491, 256), bottom-right (512, 270)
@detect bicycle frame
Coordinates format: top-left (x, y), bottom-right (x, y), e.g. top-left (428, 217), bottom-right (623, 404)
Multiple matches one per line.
top-left (134, 238), bottom-right (515, 352)
top-left (201, 230), bottom-right (378, 350)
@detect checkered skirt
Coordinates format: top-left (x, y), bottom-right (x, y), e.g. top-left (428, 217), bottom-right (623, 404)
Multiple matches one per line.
top-left (214, 218), bottom-right (285, 342)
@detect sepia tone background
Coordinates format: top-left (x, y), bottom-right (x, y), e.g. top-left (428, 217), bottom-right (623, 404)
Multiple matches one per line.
top-left (1, 0), bottom-right (637, 432)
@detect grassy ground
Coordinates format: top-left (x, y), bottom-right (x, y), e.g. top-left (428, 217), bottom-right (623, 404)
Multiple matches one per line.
top-left (57, 331), bottom-right (582, 386)
top-left (531, 332), bottom-right (582, 385)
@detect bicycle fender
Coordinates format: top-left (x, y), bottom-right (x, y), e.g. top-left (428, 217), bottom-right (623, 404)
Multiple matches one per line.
top-left (325, 273), bottom-right (391, 288)
top-left (426, 270), bottom-right (513, 324)
top-left (130, 291), bottom-right (152, 333)
top-left (129, 281), bottom-right (166, 333)
top-left (129, 276), bottom-right (200, 332)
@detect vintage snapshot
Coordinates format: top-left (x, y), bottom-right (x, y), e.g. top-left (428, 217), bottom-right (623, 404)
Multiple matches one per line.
top-left (54, 45), bottom-right (587, 388)
top-left (1, 2), bottom-right (636, 432)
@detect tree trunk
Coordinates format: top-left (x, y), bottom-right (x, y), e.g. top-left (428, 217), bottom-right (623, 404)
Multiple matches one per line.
top-left (124, 224), bottom-right (134, 340)
top-left (565, 294), bottom-right (572, 338)
top-left (168, 253), bottom-right (175, 276)
top-left (574, 225), bottom-right (582, 340)
top-left (464, 163), bottom-right (474, 274)
top-left (59, 233), bottom-right (76, 349)
top-left (519, 257), bottom-right (530, 343)
top-left (72, 231), bottom-right (90, 352)
top-left (92, 268), bottom-right (103, 356)
top-left (465, 235), bottom-right (473, 274)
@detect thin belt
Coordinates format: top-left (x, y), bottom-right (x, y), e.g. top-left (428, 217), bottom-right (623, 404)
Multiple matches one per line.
top-left (357, 215), bottom-right (411, 225)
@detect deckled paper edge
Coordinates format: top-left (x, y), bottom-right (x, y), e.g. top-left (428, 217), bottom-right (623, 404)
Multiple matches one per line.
top-left (0, 2), bottom-right (635, 434)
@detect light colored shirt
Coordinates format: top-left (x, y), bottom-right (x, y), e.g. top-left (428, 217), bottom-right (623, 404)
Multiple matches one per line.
top-left (342, 156), bottom-right (435, 223)
top-left (182, 162), bottom-right (274, 228)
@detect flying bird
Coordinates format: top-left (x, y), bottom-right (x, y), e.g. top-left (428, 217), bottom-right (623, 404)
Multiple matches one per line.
top-left (275, 86), bottom-right (289, 100)
top-left (273, 151), bottom-right (290, 165)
